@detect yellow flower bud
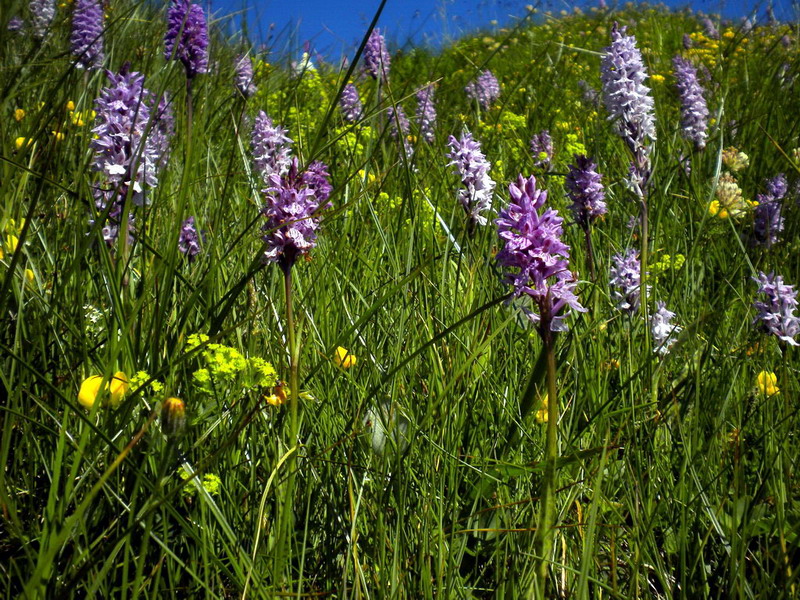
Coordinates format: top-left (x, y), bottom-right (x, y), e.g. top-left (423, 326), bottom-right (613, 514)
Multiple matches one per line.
top-left (161, 397), bottom-right (187, 436)
top-left (66, 100), bottom-right (75, 111)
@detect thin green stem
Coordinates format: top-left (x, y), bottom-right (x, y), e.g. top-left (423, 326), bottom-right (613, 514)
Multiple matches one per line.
top-left (275, 262), bottom-right (300, 586)
top-left (532, 320), bottom-right (558, 599)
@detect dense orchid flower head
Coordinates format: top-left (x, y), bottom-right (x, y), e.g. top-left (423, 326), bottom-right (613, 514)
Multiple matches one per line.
top-left (8, 16), bottom-right (24, 32)
top-left (363, 28), bottom-right (390, 81)
top-left (530, 130), bottom-right (553, 169)
top-left (702, 17), bottom-right (719, 40)
top-left (388, 106), bottom-right (414, 158)
top-left (251, 111), bottom-right (293, 185)
top-left (179, 216), bottom-right (203, 260)
top-left (415, 84), bottom-right (437, 143)
top-left (261, 158), bottom-right (332, 269)
top-left (566, 155), bottom-right (606, 228)
top-left (609, 249), bottom-right (643, 314)
top-left (601, 23), bottom-right (656, 194)
top-left (339, 83), bottom-right (363, 123)
top-left (71, 0), bottom-right (104, 70)
top-left (753, 272), bottom-right (800, 345)
top-left (447, 130), bottom-right (496, 228)
top-left (152, 93), bottom-right (175, 169)
top-left (672, 56), bottom-right (709, 150)
top-left (465, 69), bottom-right (500, 109)
top-left (90, 66), bottom-right (170, 243)
top-left (651, 301), bottom-right (682, 354)
top-left (301, 161), bottom-right (333, 205)
top-left (765, 173), bottom-right (788, 200)
top-left (30, 0), bottom-right (54, 39)
top-left (234, 54), bottom-right (257, 98)
top-left (495, 175), bottom-right (585, 332)
top-left (386, 105), bottom-right (410, 139)
top-left (752, 199), bottom-right (784, 248)
top-left (164, 0), bottom-right (209, 79)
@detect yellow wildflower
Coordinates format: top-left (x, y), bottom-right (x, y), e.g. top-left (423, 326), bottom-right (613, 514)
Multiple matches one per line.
top-left (4, 235), bottom-right (19, 254)
top-left (24, 269), bottom-right (34, 284)
top-left (77, 371), bottom-right (129, 409)
top-left (15, 109), bottom-right (25, 121)
top-left (66, 100), bottom-right (75, 111)
top-left (52, 131), bottom-right (65, 141)
top-left (333, 346), bottom-right (357, 369)
top-left (756, 371), bottom-right (779, 397)
top-left (535, 392), bottom-right (549, 423)
top-left (650, 74), bottom-right (665, 83)
top-left (15, 137), bottom-right (31, 150)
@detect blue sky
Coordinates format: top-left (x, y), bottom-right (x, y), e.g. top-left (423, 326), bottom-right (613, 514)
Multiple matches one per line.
top-left (209, 0), bottom-right (795, 58)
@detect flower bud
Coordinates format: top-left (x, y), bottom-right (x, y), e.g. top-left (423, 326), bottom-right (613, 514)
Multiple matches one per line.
top-left (161, 397), bottom-right (186, 436)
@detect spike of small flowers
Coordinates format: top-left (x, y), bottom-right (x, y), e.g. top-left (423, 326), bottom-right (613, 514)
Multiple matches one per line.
top-left (765, 173), bottom-right (788, 200)
top-left (465, 69), bottom-right (500, 110)
top-left (530, 130), bottom-right (553, 169)
top-left (179, 216), bottom-right (202, 260)
top-left (234, 54), bottom-right (257, 98)
top-left (447, 130), bottom-right (496, 228)
top-left (495, 174), bottom-right (585, 332)
top-left (251, 111), bottom-right (293, 185)
top-left (164, 0), bottom-right (209, 80)
top-left (566, 155), bottom-right (606, 228)
top-left (650, 301), bottom-right (681, 354)
top-left (609, 249), bottom-right (644, 314)
top-left (363, 29), bottom-right (390, 81)
top-left (30, 0), bottom-right (54, 39)
top-left (753, 272), bottom-right (800, 345)
top-left (673, 56), bottom-right (709, 150)
top-left (702, 17), bottom-right (719, 40)
top-left (261, 158), bottom-right (332, 269)
top-left (8, 16), bottom-right (24, 32)
top-left (70, 0), bottom-right (104, 70)
top-left (90, 66), bottom-right (167, 244)
top-left (415, 84), bottom-right (437, 143)
top-left (339, 83), bottom-right (363, 122)
top-left (386, 105), bottom-right (410, 139)
top-left (601, 23), bottom-right (656, 193)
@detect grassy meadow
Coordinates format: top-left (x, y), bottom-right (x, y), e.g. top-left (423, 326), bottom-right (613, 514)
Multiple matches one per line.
top-left (2, 0), bottom-right (800, 597)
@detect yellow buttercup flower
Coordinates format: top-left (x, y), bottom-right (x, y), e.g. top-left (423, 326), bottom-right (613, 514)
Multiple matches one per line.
top-left (77, 371), bottom-right (129, 409)
top-left (15, 137), bottom-right (31, 150)
top-left (650, 73), bottom-right (665, 83)
top-left (24, 269), bottom-right (34, 284)
top-left (15, 109), bottom-right (25, 121)
top-left (333, 346), bottom-right (356, 369)
top-left (756, 371), bottom-right (779, 397)
top-left (66, 100), bottom-right (75, 111)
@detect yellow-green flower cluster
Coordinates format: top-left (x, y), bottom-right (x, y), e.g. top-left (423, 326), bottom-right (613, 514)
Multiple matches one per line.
top-left (186, 333), bottom-right (277, 393)
top-left (129, 370), bottom-right (164, 394)
top-left (333, 125), bottom-right (374, 160)
top-left (376, 188), bottom-right (442, 232)
top-left (180, 469), bottom-right (223, 498)
top-left (650, 253), bottom-right (685, 279)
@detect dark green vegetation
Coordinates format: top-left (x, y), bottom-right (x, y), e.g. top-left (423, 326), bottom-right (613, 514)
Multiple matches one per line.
top-left (1, 1), bottom-right (799, 597)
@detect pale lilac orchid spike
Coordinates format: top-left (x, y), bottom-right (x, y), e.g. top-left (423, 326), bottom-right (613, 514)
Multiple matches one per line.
top-left (495, 174), bottom-right (585, 332)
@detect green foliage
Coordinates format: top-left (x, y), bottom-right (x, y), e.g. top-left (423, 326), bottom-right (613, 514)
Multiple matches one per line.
top-left (1, 0), bottom-right (800, 597)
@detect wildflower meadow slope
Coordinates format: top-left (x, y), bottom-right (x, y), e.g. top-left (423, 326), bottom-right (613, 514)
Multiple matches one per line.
top-left (2, 0), bottom-right (800, 597)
